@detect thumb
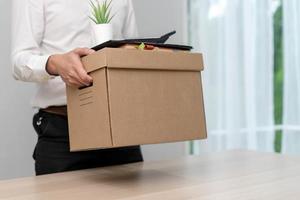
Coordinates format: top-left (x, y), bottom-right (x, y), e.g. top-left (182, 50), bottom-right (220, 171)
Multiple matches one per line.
top-left (73, 48), bottom-right (95, 57)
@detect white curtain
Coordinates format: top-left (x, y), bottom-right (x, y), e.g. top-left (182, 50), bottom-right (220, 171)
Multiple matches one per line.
top-left (282, 0), bottom-right (300, 154)
top-left (189, 0), bottom-right (275, 153)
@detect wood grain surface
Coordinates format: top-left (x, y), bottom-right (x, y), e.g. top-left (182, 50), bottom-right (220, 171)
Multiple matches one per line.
top-left (1, 150), bottom-right (300, 200)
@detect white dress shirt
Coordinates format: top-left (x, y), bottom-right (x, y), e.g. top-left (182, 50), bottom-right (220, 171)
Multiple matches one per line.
top-left (11, 0), bottom-right (138, 109)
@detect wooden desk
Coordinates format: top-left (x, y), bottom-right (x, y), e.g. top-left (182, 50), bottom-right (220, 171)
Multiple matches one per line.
top-left (1, 150), bottom-right (300, 199)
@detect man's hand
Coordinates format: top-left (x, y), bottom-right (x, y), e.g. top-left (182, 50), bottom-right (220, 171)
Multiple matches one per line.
top-left (46, 48), bottom-right (95, 87)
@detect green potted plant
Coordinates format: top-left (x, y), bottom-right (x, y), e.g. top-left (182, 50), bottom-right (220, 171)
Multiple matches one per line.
top-left (89, 0), bottom-right (114, 44)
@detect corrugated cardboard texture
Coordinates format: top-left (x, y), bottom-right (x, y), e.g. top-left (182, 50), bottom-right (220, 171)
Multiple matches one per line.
top-left (67, 48), bottom-right (207, 151)
top-left (108, 69), bottom-right (207, 147)
top-left (82, 48), bottom-right (204, 73)
top-left (67, 68), bottom-right (112, 151)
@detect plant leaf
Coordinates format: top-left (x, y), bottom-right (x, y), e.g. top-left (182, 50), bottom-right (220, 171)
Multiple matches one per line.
top-left (89, 0), bottom-right (115, 24)
top-left (138, 43), bottom-right (146, 50)
top-left (89, 16), bottom-right (98, 24)
top-left (107, 13), bottom-right (115, 23)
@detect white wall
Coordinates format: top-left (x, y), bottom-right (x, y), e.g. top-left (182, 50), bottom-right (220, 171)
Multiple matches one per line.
top-left (0, 0), bottom-right (188, 180)
top-left (0, 0), bottom-right (37, 180)
top-left (133, 0), bottom-right (188, 44)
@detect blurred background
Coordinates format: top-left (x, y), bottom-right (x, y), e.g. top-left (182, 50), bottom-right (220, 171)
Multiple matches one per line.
top-left (0, 0), bottom-right (299, 180)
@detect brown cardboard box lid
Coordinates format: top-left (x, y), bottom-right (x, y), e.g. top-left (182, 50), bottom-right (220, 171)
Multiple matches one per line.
top-left (82, 48), bottom-right (204, 73)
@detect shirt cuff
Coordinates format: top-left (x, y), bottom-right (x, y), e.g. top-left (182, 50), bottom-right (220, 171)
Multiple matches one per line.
top-left (28, 55), bottom-right (56, 81)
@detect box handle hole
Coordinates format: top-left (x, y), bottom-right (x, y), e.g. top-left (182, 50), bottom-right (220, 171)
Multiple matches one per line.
top-left (78, 83), bottom-right (93, 90)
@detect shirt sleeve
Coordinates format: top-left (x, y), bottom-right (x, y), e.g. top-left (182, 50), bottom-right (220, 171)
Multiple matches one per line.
top-left (11, 0), bottom-right (55, 83)
top-left (122, 0), bottom-right (139, 38)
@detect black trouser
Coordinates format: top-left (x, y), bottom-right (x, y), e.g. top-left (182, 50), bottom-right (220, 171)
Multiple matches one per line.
top-left (32, 110), bottom-right (143, 176)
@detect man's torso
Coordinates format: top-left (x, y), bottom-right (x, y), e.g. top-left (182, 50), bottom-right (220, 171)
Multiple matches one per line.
top-left (33, 0), bottom-right (131, 108)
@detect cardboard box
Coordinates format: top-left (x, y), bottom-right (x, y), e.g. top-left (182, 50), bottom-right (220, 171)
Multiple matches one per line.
top-left (66, 48), bottom-right (207, 151)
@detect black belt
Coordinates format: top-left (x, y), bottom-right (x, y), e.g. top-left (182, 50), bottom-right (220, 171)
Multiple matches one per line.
top-left (41, 106), bottom-right (67, 116)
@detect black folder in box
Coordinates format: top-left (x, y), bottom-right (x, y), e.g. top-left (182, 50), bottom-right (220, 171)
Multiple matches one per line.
top-left (92, 30), bottom-right (193, 51)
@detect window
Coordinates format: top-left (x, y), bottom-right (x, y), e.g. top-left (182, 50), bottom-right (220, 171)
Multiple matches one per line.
top-left (188, 0), bottom-right (288, 154)
top-left (273, 0), bottom-right (283, 153)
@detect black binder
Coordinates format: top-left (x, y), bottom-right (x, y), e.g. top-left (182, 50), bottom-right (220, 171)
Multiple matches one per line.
top-left (91, 31), bottom-right (193, 51)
